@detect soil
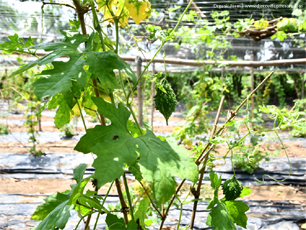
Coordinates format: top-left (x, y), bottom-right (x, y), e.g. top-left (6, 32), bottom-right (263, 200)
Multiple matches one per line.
top-left (1, 110), bottom-right (306, 206)
top-left (1, 177), bottom-right (305, 203)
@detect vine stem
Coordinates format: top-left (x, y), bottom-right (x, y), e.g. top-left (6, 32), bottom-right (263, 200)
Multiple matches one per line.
top-left (71, 1), bottom-right (106, 228)
top-left (159, 179), bottom-right (186, 229)
top-left (115, 178), bottom-right (129, 224)
top-left (127, 102), bottom-right (144, 135)
top-left (93, 212), bottom-right (100, 230)
top-left (74, 211), bottom-right (95, 230)
top-left (123, 173), bottom-right (135, 221)
top-left (139, 182), bottom-right (163, 218)
top-left (195, 71), bottom-right (274, 165)
top-left (42, 2), bottom-right (76, 10)
top-left (89, 0), bottom-right (106, 51)
top-left (129, 0), bottom-right (195, 95)
top-left (102, 181), bottom-right (115, 207)
top-left (190, 96), bottom-right (225, 229)
top-left (115, 18), bottom-right (120, 53)
top-left (73, 0), bottom-right (106, 126)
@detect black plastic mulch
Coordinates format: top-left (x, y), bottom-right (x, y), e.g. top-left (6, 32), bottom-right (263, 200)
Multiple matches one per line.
top-left (0, 193), bottom-right (305, 230)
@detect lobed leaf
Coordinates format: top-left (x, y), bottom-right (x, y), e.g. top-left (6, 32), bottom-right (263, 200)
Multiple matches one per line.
top-left (75, 98), bottom-right (198, 204)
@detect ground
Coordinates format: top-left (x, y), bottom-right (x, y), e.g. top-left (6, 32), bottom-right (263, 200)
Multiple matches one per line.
top-left (0, 106), bottom-right (305, 229)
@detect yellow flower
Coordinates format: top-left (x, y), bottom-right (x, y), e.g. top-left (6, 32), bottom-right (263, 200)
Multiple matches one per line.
top-left (126, 0), bottom-right (151, 24)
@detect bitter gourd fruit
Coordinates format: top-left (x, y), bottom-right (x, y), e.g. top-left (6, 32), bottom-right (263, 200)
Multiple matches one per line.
top-left (154, 78), bottom-right (177, 125)
top-left (222, 175), bottom-right (243, 201)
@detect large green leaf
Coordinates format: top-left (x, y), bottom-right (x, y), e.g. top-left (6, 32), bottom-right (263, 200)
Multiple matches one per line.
top-left (225, 200), bottom-right (249, 229)
top-left (10, 31), bottom-right (136, 100)
top-left (11, 31), bottom-right (87, 77)
top-left (33, 54), bottom-right (87, 99)
top-left (74, 97), bottom-right (131, 154)
top-left (206, 200), bottom-right (236, 230)
top-left (31, 164), bottom-right (90, 230)
top-left (75, 98), bottom-right (198, 204)
top-left (75, 97), bottom-right (138, 187)
top-left (86, 51), bottom-right (137, 87)
top-left (33, 201), bottom-right (73, 230)
top-left (137, 133), bottom-right (198, 204)
top-left (31, 192), bottom-right (70, 221)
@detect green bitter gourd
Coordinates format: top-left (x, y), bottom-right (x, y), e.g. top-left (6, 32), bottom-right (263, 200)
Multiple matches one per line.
top-left (222, 175), bottom-right (243, 201)
top-left (154, 78), bottom-right (177, 125)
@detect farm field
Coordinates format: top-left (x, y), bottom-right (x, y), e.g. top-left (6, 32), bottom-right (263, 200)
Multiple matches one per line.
top-left (1, 0), bottom-right (306, 229)
top-left (1, 102), bottom-right (305, 229)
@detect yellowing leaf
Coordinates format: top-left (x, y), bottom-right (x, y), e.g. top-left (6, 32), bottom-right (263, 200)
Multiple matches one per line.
top-left (254, 19), bottom-right (269, 30)
top-left (126, 0), bottom-right (151, 24)
top-left (72, 103), bottom-right (81, 117)
top-left (133, 34), bottom-right (143, 42)
top-left (100, 0), bottom-right (129, 27)
top-left (102, 94), bottom-right (112, 102)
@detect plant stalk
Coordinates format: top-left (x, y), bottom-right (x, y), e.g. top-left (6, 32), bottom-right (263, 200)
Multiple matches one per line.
top-left (190, 96), bottom-right (225, 229)
top-left (123, 173), bottom-right (135, 221)
top-left (115, 178), bottom-right (129, 224)
top-left (195, 71), bottom-right (274, 164)
top-left (130, 0), bottom-right (195, 94)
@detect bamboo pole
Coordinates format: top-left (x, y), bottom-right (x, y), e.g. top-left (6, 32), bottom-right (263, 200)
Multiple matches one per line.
top-left (302, 73), bottom-right (305, 100)
top-left (250, 54), bottom-right (255, 117)
top-left (10, 51), bottom-right (306, 68)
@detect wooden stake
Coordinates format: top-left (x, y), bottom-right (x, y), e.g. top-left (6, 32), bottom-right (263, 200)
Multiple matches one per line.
top-left (250, 54), bottom-right (255, 118)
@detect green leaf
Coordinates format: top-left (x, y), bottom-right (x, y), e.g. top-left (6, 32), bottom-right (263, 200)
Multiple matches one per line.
top-left (134, 198), bottom-right (150, 228)
top-left (54, 99), bottom-right (73, 128)
top-left (75, 98), bottom-right (198, 204)
top-left (33, 54), bottom-right (87, 99)
top-left (75, 190), bottom-right (96, 216)
top-left (206, 200), bottom-right (236, 230)
top-left (31, 192), bottom-right (70, 221)
top-left (127, 120), bottom-right (145, 138)
top-left (48, 93), bottom-right (76, 128)
top-left (105, 214), bottom-right (138, 229)
top-left (209, 172), bottom-right (222, 191)
top-left (31, 165), bottom-right (91, 230)
top-left (73, 163), bottom-right (87, 184)
top-left (0, 34), bottom-right (34, 54)
top-left (207, 172), bottom-right (222, 210)
top-left (33, 201), bottom-right (73, 230)
top-left (225, 200), bottom-right (249, 229)
top-left (137, 133), bottom-right (198, 204)
top-left (74, 97), bottom-right (132, 154)
top-left (129, 161), bottom-right (143, 182)
top-left (228, 120), bottom-right (243, 132)
top-left (224, 120), bottom-right (236, 127)
top-left (86, 51), bottom-right (137, 87)
top-left (239, 186), bottom-right (252, 198)
top-left (75, 98), bottom-right (138, 187)
top-left (11, 31), bottom-right (88, 78)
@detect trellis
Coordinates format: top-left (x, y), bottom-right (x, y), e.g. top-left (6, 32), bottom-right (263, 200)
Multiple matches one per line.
top-left (1, 52), bottom-right (306, 127)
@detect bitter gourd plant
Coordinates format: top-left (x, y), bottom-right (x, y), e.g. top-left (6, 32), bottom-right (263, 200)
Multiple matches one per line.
top-left (154, 78), bottom-right (177, 125)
